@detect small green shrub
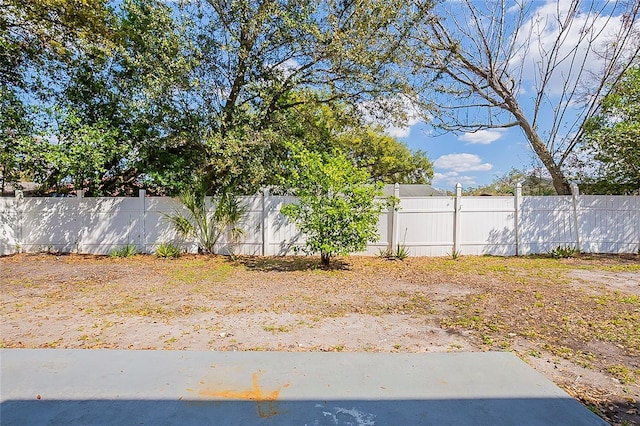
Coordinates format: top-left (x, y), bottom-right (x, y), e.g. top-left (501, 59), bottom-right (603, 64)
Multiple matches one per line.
top-left (280, 145), bottom-right (385, 266)
top-left (395, 244), bottom-right (409, 260)
top-left (377, 248), bottom-right (394, 258)
top-left (549, 245), bottom-right (578, 258)
top-left (155, 242), bottom-right (181, 259)
top-left (378, 244), bottom-right (409, 261)
top-left (449, 249), bottom-right (461, 260)
top-left (110, 244), bottom-right (139, 258)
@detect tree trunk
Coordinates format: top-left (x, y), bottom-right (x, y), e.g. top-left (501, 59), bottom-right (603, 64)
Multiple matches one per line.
top-left (321, 253), bottom-right (331, 267)
top-left (507, 102), bottom-right (572, 195)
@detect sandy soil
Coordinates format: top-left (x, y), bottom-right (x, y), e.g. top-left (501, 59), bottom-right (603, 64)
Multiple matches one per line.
top-left (1, 253), bottom-right (639, 425)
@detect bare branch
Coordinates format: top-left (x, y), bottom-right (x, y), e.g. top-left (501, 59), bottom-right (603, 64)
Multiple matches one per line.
top-left (410, 0), bottom-right (640, 194)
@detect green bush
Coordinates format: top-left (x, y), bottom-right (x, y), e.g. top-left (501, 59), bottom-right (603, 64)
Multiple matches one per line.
top-left (281, 143), bottom-right (386, 266)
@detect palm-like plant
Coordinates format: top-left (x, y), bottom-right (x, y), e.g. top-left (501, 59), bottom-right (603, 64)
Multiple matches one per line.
top-left (165, 180), bottom-right (246, 255)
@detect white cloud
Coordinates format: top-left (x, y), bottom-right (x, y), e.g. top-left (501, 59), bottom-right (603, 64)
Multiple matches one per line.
top-left (458, 129), bottom-right (505, 144)
top-left (434, 153), bottom-right (493, 172)
top-left (514, 0), bottom-right (632, 96)
top-left (432, 171), bottom-right (477, 188)
top-left (384, 116), bottom-right (421, 138)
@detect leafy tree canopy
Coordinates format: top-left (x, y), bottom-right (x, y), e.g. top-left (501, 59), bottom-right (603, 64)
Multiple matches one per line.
top-left (3, 0), bottom-right (437, 196)
top-left (579, 66), bottom-right (640, 194)
top-left (271, 93), bottom-right (434, 186)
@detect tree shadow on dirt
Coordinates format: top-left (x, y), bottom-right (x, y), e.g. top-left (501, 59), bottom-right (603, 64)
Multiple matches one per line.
top-left (234, 256), bottom-right (351, 272)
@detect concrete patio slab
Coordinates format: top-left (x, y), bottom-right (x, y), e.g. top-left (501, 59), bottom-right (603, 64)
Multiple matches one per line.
top-left (1, 350), bottom-right (606, 425)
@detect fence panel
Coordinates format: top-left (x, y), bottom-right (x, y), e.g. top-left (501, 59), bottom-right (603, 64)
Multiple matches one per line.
top-left (80, 197), bottom-right (143, 255)
top-left (519, 196), bottom-right (577, 254)
top-left (214, 196), bottom-right (263, 256)
top-left (397, 197), bottom-right (455, 257)
top-left (578, 196), bottom-right (640, 253)
top-left (0, 197), bottom-right (18, 254)
top-left (265, 195), bottom-right (302, 256)
top-left (459, 197), bottom-right (516, 256)
top-left (1, 192), bottom-right (638, 257)
top-left (20, 198), bottom-right (81, 253)
top-left (143, 197), bottom-right (182, 253)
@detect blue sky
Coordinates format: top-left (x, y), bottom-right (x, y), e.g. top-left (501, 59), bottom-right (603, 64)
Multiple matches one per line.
top-left (376, 0), bottom-right (633, 191)
top-left (399, 123), bottom-right (532, 190)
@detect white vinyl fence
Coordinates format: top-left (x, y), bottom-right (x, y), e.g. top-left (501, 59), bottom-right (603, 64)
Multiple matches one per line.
top-left (1, 184), bottom-right (638, 257)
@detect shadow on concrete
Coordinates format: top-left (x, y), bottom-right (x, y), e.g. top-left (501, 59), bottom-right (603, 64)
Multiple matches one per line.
top-left (1, 396), bottom-right (606, 425)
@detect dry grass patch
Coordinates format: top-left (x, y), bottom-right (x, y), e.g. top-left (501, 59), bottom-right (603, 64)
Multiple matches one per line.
top-left (1, 252), bottom-right (639, 425)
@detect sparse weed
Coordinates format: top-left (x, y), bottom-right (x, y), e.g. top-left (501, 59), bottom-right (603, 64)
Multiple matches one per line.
top-left (395, 244), bottom-right (409, 260)
top-left (109, 244), bottom-right (139, 258)
top-left (377, 247), bottom-right (393, 258)
top-left (449, 249), bottom-right (461, 260)
top-left (155, 242), bottom-right (182, 259)
top-left (606, 364), bottom-right (637, 384)
top-left (378, 244), bottom-right (410, 261)
top-left (262, 324), bottom-right (293, 333)
top-left (548, 245), bottom-right (578, 259)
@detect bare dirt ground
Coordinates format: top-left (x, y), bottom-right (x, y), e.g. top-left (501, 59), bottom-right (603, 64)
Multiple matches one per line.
top-left (1, 253), bottom-right (639, 425)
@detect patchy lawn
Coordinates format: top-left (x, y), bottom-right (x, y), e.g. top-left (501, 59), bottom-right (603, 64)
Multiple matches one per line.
top-left (1, 253), bottom-right (639, 425)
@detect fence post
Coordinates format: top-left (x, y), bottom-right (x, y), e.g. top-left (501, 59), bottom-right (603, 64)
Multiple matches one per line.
top-left (262, 188), bottom-right (270, 256)
top-left (76, 190), bottom-right (84, 253)
top-left (570, 183), bottom-right (581, 252)
top-left (453, 183), bottom-right (462, 254)
top-left (139, 189), bottom-right (146, 253)
top-left (514, 183), bottom-right (522, 256)
top-left (15, 190), bottom-right (23, 253)
top-left (390, 183), bottom-right (400, 251)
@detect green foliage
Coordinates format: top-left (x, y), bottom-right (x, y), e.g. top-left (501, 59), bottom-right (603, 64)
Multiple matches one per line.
top-left (164, 179), bottom-right (247, 255)
top-left (464, 168), bottom-right (555, 196)
top-left (378, 244), bottom-right (410, 261)
top-left (155, 242), bottom-right (182, 259)
top-left (273, 96), bottom-right (434, 185)
top-left (6, 0), bottom-right (437, 196)
top-left (0, 88), bottom-right (32, 193)
top-left (337, 128), bottom-right (433, 184)
top-left (4, 0), bottom-right (205, 196)
top-left (580, 66), bottom-right (640, 194)
top-left (395, 244), bottom-right (410, 260)
top-left (1, 0), bottom-right (114, 85)
top-left (548, 246), bottom-right (579, 259)
top-left (281, 143), bottom-right (385, 266)
top-left (110, 244), bottom-right (139, 258)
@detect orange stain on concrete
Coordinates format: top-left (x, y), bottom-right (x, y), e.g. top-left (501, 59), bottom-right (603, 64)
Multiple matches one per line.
top-left (198, 370), bottom-right (290, 418)
top-left (199, 371), bottom-right (282, 401)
